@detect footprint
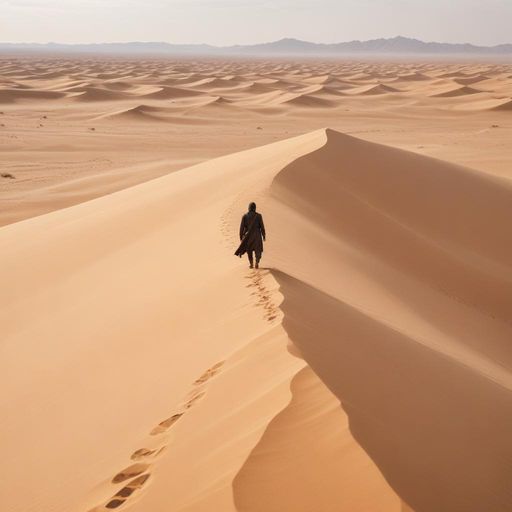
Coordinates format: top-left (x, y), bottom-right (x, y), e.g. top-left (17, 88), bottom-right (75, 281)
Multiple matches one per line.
top-left (130, 439), bottom-right (169, 461)
top-left (105, 500), bottom-right (124, 509)
top-left (193, 361), bottom-right (225, 386)
top-left (184, 390), bottom-right (206, 409)
top-left (112, 463), bottom-right (150, 484)
top-left (106, 474), bottom-right (150, 509)
top-left (130, 448), bottom-right (157, 461)
top-left (150, 413), bottom-right (184, 436)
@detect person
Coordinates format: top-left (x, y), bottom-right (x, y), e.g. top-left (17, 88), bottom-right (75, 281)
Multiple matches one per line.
top-left (235, 202), bottom-right (266, 269)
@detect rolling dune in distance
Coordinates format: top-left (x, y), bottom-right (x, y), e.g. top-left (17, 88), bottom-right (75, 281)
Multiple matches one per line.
top-left (0, 55), bottom-right (511, 512)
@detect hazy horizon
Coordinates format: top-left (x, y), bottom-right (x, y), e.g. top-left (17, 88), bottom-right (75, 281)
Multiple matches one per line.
top-left (1, 36), bottom-right (511, 49)
top-left (1, 0), bottom-right (511, 47)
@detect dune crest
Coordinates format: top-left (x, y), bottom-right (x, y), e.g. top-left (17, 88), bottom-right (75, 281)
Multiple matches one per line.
top-left (432, 85), bottom-right (482, 97)
top-left (492, 98), bottom-right (512, 110)
top-left (0, 88), bottom-right (67, 103)
top-left (347, 83), bottom-right (402, 95)
top-left (69, 86), bottom-right (131, 102)
top-left (98, 104), bottom-right (169, 122)
top-left (140, 85), bottom-right (205, 99)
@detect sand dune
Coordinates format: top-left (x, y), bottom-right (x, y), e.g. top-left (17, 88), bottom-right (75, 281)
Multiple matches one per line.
top-left (235, 82), bottom-right (275, 94)
top-left (1, 126), bottom-right (511, 512)
top-left (101, 80), bottom-right (139, 91)
top-left (432, 85), bottom-right (483, 97)
top-left (184, 95), bottom-right (237, 109)
top-left (491, 98), bottom-right (512, 110)
top-left (140, 85), bottom-right (205, 99)
top-left (233, 366), bottom-right (400, 511)
top-left (99, 104), bottom-right (170, 122)
top-left (2, 58), bottom-right (508, 113)
top-left (347, 83), bottom-right (402, 95)
top-left (230, 89), bottom-right (291, 106)
top-left (396, 72), bottom-right (431, 81)
top-left (9, 82), bottom-right (37, 90)
top-left (347, 72), bottom-right (373, 81)
top-left (272, 129), bottom-right (512, 320)
top-left (0, 88), bottom-right (67, 103)
top-left (69, 86), bottom-right (132, 102)
top-left (301, 74), bottom-right (338, 84)
top-left (438, 71), bottom-right (482, 79)
top-left (453, 75), bottom-right (490, 85)
top-left (280, 93), bottom-right (337, 108)
top-left (186, 77), bottom-right (243, 89)
top-left (293, 83), bottom-right (347, 96)
top-left (448, 97), bottom-right (510, 111)
top-left (95, 72), bottom-right (123, 80)
top-left (255, 78), bottom-right (294, 89)
top-left (1, 56), bottom-right (512, 512)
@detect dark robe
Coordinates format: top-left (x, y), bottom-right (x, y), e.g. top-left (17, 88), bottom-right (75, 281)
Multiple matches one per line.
top-left (234, 211), bottom-right (266, 257)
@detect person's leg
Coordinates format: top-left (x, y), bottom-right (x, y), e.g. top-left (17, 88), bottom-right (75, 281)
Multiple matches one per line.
top-left (255, 250), bottom-right (261, 269)
top-left (247, 251), bottom-right (254, 268)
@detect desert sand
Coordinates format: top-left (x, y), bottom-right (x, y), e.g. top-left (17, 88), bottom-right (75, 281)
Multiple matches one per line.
top-left (0, 55), bottom-right (511, 512)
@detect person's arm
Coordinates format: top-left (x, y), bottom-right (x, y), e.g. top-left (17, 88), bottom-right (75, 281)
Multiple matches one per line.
top-left (260, 215), bottom-right (266, 241)
top-left (240, 215), bottom-right (246, 241)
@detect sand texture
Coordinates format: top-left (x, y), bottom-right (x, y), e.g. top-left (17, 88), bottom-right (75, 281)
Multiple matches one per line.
top-left (1, 56), bottom-right (511, 512)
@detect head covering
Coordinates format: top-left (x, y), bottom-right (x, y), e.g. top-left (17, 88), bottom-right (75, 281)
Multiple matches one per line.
top-left (248, 202), bottom-right (256, 212)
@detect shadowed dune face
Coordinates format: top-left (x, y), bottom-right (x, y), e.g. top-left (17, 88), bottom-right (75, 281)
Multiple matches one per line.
top-left (233, 365), bottom-right (400, 512)
top-left (232, 128), bottom-right (512, 512)
top-left (270, 271), bottom-right (512, 512)
top-left (270, 130), bottom-right (512, 323)
top-left (431, 85), bottom-right (482, 97)
top-left (256, 129), bottom-right (512, 511)
top-left (0, 88), bottom-right (67, 103)
top-left (492, 98), bottom-right (512, 110)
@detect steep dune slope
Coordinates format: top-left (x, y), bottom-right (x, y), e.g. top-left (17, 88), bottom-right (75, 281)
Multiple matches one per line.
top-left (269, 273), bottom-right (512, 512)
top-left (261, 129), bottom-right (512, 512)
top-left (233, 366), bottom-right (400, 512)
top-left (1, 129), bottom-right (511, 512)
top-left (269, 129), bottom-right (512, 322)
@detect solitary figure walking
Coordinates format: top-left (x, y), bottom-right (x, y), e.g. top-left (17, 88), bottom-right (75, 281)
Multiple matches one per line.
top-left (235, 202), bottom-right (266, 269)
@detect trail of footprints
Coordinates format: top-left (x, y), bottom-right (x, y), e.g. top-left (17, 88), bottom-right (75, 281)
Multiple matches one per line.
top-left (220, 182), bottom-right (260, 245)
top-left (92, 213), bottom-right (272, 511)
top-left (219, 176), bottom-right (273, 250)
top-left (222, 199), bottom-right (280, 325)
top-left (89, 360), bottom-right (225, 511)
top-left (246, 270), bottom-right (279, 322)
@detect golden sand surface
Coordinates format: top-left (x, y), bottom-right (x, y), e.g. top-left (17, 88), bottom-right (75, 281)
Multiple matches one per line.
top-left (0, 56), bottom-right (511, 512)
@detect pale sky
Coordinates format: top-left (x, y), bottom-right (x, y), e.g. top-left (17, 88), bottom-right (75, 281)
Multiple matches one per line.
top-left (1, 0), bottom-right (511, 47)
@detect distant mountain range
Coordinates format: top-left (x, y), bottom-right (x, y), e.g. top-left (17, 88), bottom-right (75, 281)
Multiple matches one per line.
top-left (1, 37), bottom-right (512, 56)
